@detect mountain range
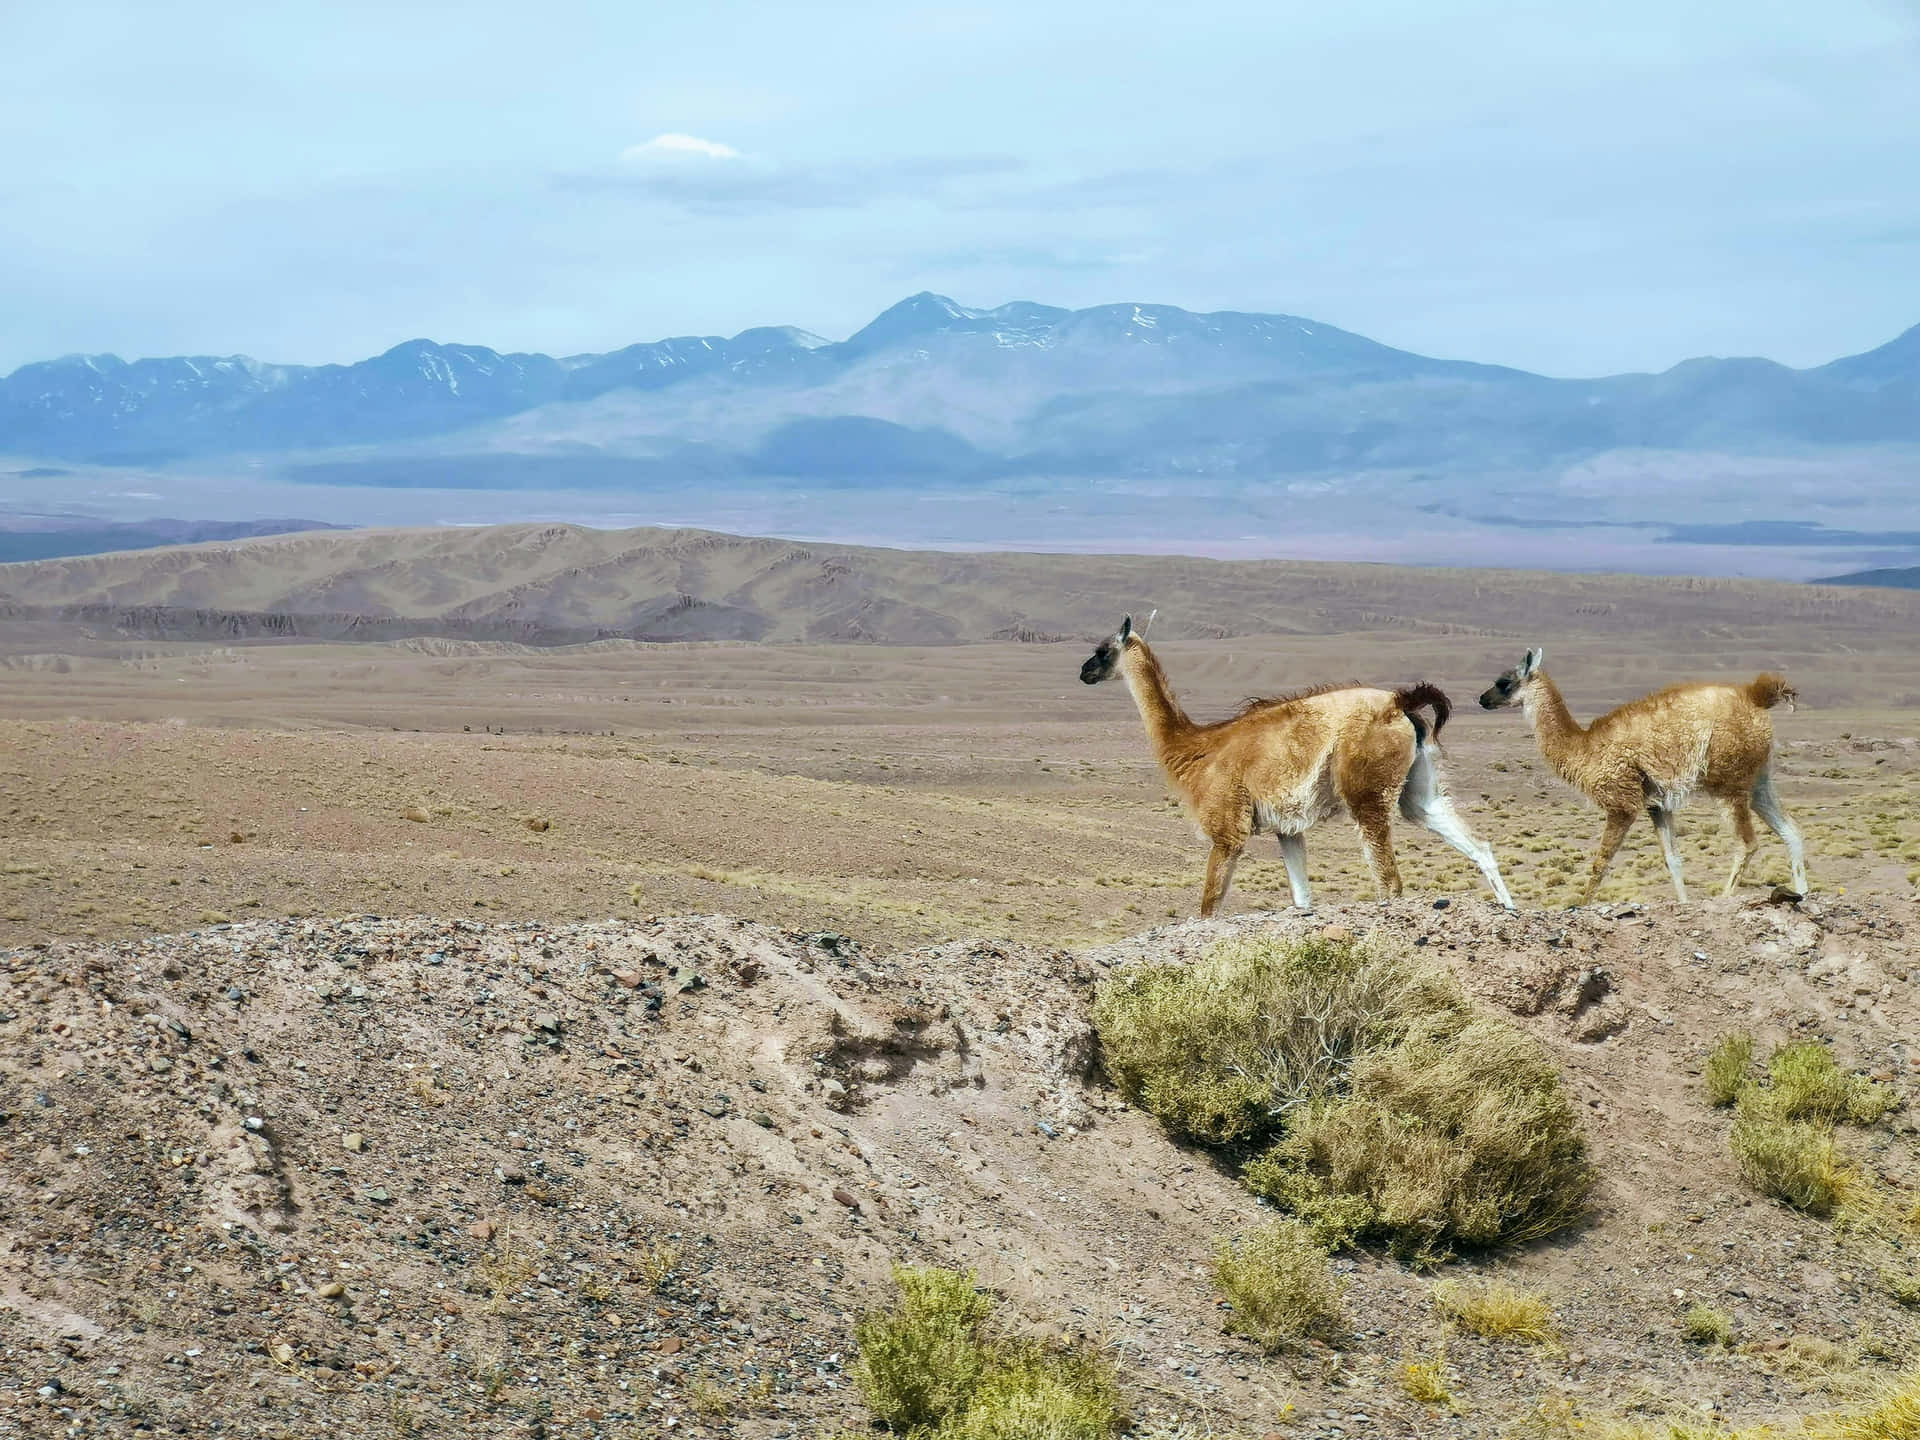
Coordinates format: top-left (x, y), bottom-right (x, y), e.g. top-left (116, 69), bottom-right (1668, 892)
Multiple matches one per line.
top-left (4, 295), bottom-right (1919, 486)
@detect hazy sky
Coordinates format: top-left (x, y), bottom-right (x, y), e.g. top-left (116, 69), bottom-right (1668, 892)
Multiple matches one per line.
top-left (3, 1), bottom-right (1917, 377)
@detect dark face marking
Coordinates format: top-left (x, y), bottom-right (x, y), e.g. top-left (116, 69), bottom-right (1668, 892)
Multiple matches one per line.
top-left (1479, 669), bottom-right (1523, 710)
top-left (1080, 639), bottom-right (1120, 685)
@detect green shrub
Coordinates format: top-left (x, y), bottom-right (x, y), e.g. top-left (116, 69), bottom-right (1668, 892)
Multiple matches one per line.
top-left (1097, 931), bottom-right (1591, 1264)
top-left (1244, 1011), bottom-right (1594, 1264)
top-left (1093, 931), bottom-right (1461, 1145)
top-left (1211, 1220), bottom-right (1346, 1350)
top-left (1681, 1304), bottom-right (1733, 1346)
top-left (1765, 1043), bottom-right (1894, 1126)
top-left (849, 1267), bottom-right (1122, 1439)
top-left (1730, 1091), bottom-right (1848, 1215)
top-left (942, 1346), bottom-right (1121, 1440)
top-left (853, 1266), bottom-right (994, 1431)
top-left (1702, 1032), bottom-right (1754, 1108)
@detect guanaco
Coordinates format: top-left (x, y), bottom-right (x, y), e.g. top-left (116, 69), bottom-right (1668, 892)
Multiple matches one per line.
top-left (1478, 648), bottom-right (1806, 903)
top-left (1080, 615), bottom-right (1513, 916)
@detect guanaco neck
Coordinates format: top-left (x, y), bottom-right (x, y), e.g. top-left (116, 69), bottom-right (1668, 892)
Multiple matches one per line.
top-left (1521, 672), bottom-right (1589, 777)
top-left (1119, 638), bottom-right (1195, 758)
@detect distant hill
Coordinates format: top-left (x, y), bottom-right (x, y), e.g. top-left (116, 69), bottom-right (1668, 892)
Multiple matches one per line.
top-left (5, 521), bottom-right (1920, 648)
top-left (3, 296), bottom-right (1917, 485)
top-left (0, 516), bottom-right (347, 564)
top-left (1812, 565), bottom-right (1920, 589)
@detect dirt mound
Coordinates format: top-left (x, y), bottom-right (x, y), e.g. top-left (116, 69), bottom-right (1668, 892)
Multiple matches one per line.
top-left (2, 895), bottom-right (1916, 1437)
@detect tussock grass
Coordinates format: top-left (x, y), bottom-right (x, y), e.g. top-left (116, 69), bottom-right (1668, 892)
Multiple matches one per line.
top-left (1730, 1093), bottom-right (1849, 1214)
top-left (851, 1266), bottom-right (1121, 1440)
top-left (1703, 1032), bottom-right (1755, 1108)
top-left (1095, 931), bottom-right (1592, 1264)
top-left (1716, 1040), bottom-right (1892, 1215)
top-left (1211, 1220), bottom-right (1345, 1350)
top-left (1431, 1278), bottom-right (1555, 1344)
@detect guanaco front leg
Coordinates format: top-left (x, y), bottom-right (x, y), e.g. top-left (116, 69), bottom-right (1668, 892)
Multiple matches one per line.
top-left (1199, 841), bottom-right (1243, 917)
top-left (1579, 809), bottom-right (1635, 905)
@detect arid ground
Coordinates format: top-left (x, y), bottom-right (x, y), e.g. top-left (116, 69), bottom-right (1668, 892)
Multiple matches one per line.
top-left (1, 531), bottom-right (1917, 1438)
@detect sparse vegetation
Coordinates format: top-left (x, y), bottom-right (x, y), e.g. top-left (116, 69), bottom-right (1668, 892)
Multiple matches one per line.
top-left (1703, 1032), bottom-right (1754, 1107)
top-left (1883, 1270), bottom-right (1920, 1308)
top-left (635, 1241), bottom-right (680, 1291)
top-left (1431, 1278), bottom-right (1556, 1344)
top-left (849, 1266), bottom-right (1121, 1439)
top-left (1097, 931), bottom-right (1592, 1263)
top-left (1399, 1349), bottom-right (1455, 1409)
top-left (1681, 1304), bottom-right (1733, 1347)
top-left (1211, 1220), bottom-right (1346, 1350)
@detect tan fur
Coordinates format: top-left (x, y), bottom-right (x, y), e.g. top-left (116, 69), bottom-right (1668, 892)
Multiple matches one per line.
top-left (1512, 668), bottom-right (1805, 902)
top-left (1114, 637), bottom-right (1448, 915)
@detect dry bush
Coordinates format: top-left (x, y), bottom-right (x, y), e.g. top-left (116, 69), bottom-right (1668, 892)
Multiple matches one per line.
top-left (1244, 1010), bottom-right (1593, 1263)
top-left (1881, 1270), bottom-right (1920, 1308)
top-left (1093, 931), bottom-right (1459, 1145)
top-left (1211, 1220), bottom-right (1346, 1351)
top-left (1431, 1278), bottom-right (1555, 1344)
top-left (850, 1266), bottom-right (1121, 1439)
top-left (1097, 930), bottom-right (1591, 1264)
top-left (1703, 1032), bottom-right (1755, 1108)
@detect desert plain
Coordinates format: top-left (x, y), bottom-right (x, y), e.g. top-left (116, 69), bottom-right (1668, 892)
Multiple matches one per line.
top-left (0, 525), bottom-right (1917, 1439)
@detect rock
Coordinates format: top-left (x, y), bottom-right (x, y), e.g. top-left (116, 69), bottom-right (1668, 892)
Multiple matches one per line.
top-left (749, 1111), bottom-right (776, 1130)
top-left (530, 1012), bottom-right (561, 1034)
top-left (832, 1187), bottom-right (860, 1210)
top-left (659, 1336), bottom-right (684, 1355)
top-left (612, 969), bottom-right (643, 988)
top-left (366, 1188), bottom-right (392, 1205)
top-left (821, 1078), bottom-right (848, 1104)
top-left (317, 1282), bottom-right (345, 1300)
top-left (1320, 924), bottom-right (1353, 943)
top-left (468, 1220), bottom-right (496, 1241)
top-left (1432, 897), bottom-right (1451, 910)
top-left (700, 1095), bottom-right (732, 1118)
top-left (525, 816), bottom-right (551, 832)
top-left (342, 1133), bottom-right (364, 1153)
top-left (150, 1056), bottom-right (173, 1074)
top-left (225, 986), bottom-right (245, 1002)
top-left (672, 966), bottom-right (705, 993)
top-left (401, 807), bottom-right (430, 824)
top-left (242, 1116), bottom-right (264, 1132)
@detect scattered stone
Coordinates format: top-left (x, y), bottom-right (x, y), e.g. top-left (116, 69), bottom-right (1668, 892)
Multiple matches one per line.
top-left (832, 1187), bottom-right (860, 1210)
top-left (317, 1282), bottom-right (346, 1300)
top-left (342, 1133), bottom-right (365, 1153)
top-left (468, 1220), bottom-right (496, 1241)
top-left (525, 816), bottom-right (551, 832)
top-left (150, 1056), bottom-right (173, 1074)
top-left (531, 1012), bottom-right (561, 1034)
top-left (400, 807), bottom-right (430, 824)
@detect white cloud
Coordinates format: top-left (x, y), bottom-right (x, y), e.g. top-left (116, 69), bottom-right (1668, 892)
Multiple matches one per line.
top-left (620, 132), bottom-right (742, 163)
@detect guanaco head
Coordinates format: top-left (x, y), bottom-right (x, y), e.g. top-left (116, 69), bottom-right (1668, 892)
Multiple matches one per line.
top-left (1479, 646), bottom-right (1544, 709)
top-left (1080, 615), bottom-right (1135, 684)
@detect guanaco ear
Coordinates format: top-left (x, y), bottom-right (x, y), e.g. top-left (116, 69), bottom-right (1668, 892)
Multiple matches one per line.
top-left (1118, 615), bottom-right (1133, 642)
top-left (1521, 646), bottom-right (1544, 677)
